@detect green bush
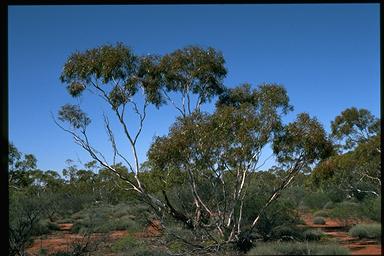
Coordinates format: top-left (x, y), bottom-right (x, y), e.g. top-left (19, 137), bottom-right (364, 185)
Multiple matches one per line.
top-left (303, 229), bottom-right (322, 241)
top-left (316, 244), bottom-right (351, 255)
top-left (247, 242), bottom-right (350, 255)
top-left (313, 210), bottom-right (330, 218)
top-left (71, 204), bottom-right (143, 233)
top-left (113, 216), bottom-right (141, 231)
top-left (38, 248), bottom-right (48, 256)
top-left (322, 201), bottom-right (334, 209)
top-left (47, 221), bottom-right (61, 231)
top-left (248, 199), bottom-right (302, 240)
top-left (113, 203), bottom-right (133, 218)
top-left (313, 217), bottom-right (326, 225)
top-left (303, 192), bottom-right (330, 209)
top-left (31, 220), bottom-right (51, 236)
top-left (326, 187), bottom-right (347, 203)
top-left (55, 218), bottom-right (73, 224)
top-left (282, 186), bottom-right (307, 207)
top-left (360, 197), bottom-right (381, 222)
top-left (270, 225), bottom-right (304, 241)
top-left (349, 224), bottom-right (381, 240)
top-left (111, 235), bottom-right (140, 252)
top-left (168, 240), bottom-right (185, 253)
top-left (329, 201), bottom-right (363, 223)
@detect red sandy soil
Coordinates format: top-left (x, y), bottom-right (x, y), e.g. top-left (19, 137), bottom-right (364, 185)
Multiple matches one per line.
top-left (26, 220), bottom-right (162, 256)
top-left (136, 219), bottom-right (162, 238)
top-left (300, 212), bottom-right (382, 255)
top-left (57, 223), bottom-right (73, 231)
top-left (300, 213), bottom-right (358, 228)
top-left (351, 245), bottom-right (382, 255)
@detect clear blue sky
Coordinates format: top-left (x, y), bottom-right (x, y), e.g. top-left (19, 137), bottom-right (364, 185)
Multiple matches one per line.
top-left (9, 4), bottom-right (380, 173)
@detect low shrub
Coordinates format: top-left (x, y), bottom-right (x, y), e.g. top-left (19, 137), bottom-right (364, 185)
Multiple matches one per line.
top-left (248, 198), bottom-right (302, 240)
top-left (313, 210), bottom-right (330, 217)
top-left (303, 192), bottom-right (330, 209)
top-left (317, 244), bottom-right (351, 255)
top-left (111, 235), bottom-right (144, 253)
top-left (71, 204), bottom-right (143, 233)
top-left (113, 216), bottom-right (141, 232)
top-left (168, 240), bottom-right (185, 253)
top-left (38, 248), bottom-right (48, 256)
top-left (47, 221), bottom-right (61, 231)
top-left (113, 203), bottom-right (132, 218)
top-left (313, 217), bottom-right (326, 225)
top-left (360, 197), bottom-right (381, 222)
top-left (303, 229), bottom-right (322, 241)
top-left (55, 218), bottom-right (73, 224)
top-left (270, 225), bottom-right (304, 241)
top-left (322, 201), bottom-right (334, 209)
top-left (349, 224), bottom-right (381, 240)
top-left (31, 220), bottom-right (50, 236)
top-left (326, 188), bottom-right (347, 203)
top-left (329, 201), bottom-right (363, 225)
top-left (247, 242), bottom-right (350, 255)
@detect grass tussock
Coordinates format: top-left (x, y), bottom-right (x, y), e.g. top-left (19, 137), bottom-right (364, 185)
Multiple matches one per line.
top-left (349, 223), bottom-right (381, 240)
top-left (312, 217), bottom-right (326, 225)
top-left (247, 241), bottom-right (350, 255)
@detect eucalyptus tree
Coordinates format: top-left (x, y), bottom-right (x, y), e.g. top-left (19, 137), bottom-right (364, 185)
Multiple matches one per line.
top-left (148, 83), bottom-right (333, 249)
top-left (56, 43), bottom-right (227, 217)
top-left (312, 108), bottom-right (381, 199)
top-left (57, 43), bottom-right (333, 252)
top-left (331, 107), bottom-right (380, 151)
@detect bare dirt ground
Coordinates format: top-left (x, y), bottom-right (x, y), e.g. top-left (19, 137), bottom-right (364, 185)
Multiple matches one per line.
top-left (301, 212), bottom-right (382, 255)
top-left (26, 216), bottom-right (381, 255)
top-left (26, 220), bottom-right (163, 256)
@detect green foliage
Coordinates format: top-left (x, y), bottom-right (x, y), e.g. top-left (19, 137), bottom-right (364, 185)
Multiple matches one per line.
top-left (47, 221), bottom-right (61, 231)
top-left (329, 201), bottom-right (362, 223)
top-left (303, 191), bottom-right (330, 209)
top-left (360, 196), bottom-right (381, 222)
top-left (312, 108), bottom-right (380, 202)
top-left (38, 248), bottom-right (48, 256)
top-left (31, 220), bottom-right (51, 236)
top-left (349, 224), bottom-right (381, 240)
top-left (313, 210), bottom-right (330, 218)
top-left (111, 235), bottom-right (140, 252)
top-left (303, 229), bottom-right (322, 241)
top-left (331, 107), bottom-right (379, 150)
top-left (60, 43), bottom-right (228, 112)
top-left (251, 200), bottom-right (302, 241)
top-left (161, 46), bottom-right (227, 108)
top-left (71, 203), bottom-right (144, 234)
top-left (280, 182), bottom-right (307, 208)
top-left (8, 143), bottom-right (39, 189)
top-left (322, 201), bottom-right (334, 209)
top-left (9, 192), bottom-right (44, 256)
top-left (111, 234), bottom-right (168, 255)
top-left (311, 138), bottom-right (381, 201)
top-left (313, 217), bottom-right (326, 225)
top-left (317, 245), bottom-right (351, 255)
top-left (58, 104), bottom-right (91, 130)
top-left (273, 113), bottom-right (334, 167)
top-left (325, 187), bottom-right (346, 203)
top-left (270, 225), bottom-right (305, 241)
top-left (247, 242), bottom-right (350, 255)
